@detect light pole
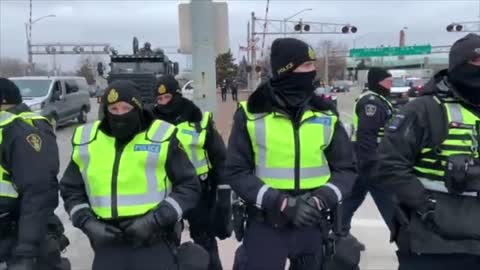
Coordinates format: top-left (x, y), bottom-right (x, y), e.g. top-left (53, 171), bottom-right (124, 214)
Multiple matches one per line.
top-left (283, 8), bottom-right (313, 37)
top-left (26, 14), bottom-right (55, 74)
top-left (352, 33), bottom-right (372, 48)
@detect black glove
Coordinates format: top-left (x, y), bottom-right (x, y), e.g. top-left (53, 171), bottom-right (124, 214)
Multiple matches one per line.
top-left (7, 257), bottom-right (36, 270)
top-left (82, 218), bottom-right (123, 245)
top-left (120, 211), bottom-right (160, 247)
top-left (281, 195), bottom-right (323, 227)
top-left (416, 197), bottom-right (437, 231)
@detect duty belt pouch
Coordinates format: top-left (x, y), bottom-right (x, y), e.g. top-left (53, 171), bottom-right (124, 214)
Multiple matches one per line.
top-left (433, 192), bottom-right (480, 240)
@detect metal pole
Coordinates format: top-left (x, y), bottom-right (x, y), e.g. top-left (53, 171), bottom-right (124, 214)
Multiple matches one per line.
top-left (247, 21), bottom-right (252, 91)
top-left (28, 0), bottom-right (33, 74)
top-left (190, 0), bottom-right (217, 114)
top-left (251, 12), bottom-right (257, 90)
top-left (325, 45), bottom-right (329, 85)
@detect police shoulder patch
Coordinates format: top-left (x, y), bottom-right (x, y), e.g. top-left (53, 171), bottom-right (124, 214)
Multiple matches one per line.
top-left (365, 104), bottom-right (377, 117)
top-left (26, 133), bottom-right (42, 152)
top-left (387, 114), bottom-right (406, 132)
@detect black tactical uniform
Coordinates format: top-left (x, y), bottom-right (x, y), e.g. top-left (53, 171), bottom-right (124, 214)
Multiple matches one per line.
top-left (60, 80), bottom-right (202, 270)
top-left (152, 75), bottom-right (231, 270)
top-left (0, 78), bottom-right (59, 270)
top-left (226, 38), bottom-right (357, 270)
top-left (343, 67), bottom-right (396, 234)
top-left (376, 34), bottom-right (480, 269)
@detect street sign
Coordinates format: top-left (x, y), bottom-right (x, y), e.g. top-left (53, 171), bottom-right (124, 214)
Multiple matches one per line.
top-left (350, 45), bottom-right (432, 58)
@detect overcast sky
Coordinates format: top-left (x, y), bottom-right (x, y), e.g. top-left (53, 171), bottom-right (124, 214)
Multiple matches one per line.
top-left (0, 0), bottom-right (479, 72)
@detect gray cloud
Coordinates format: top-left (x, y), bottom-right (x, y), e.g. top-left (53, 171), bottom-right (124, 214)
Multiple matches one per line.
top-left (1, 0), bottom-right (479, 71)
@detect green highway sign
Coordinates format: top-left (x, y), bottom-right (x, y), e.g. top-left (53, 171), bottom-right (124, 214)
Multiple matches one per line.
top-left (350, 45), bottom-right (432, 58)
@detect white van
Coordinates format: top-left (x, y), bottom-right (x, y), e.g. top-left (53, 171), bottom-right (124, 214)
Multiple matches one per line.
top-left (10, 76), bottom-right (91, 127)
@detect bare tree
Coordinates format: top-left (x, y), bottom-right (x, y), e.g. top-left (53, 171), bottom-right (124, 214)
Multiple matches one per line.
top-left (315, 40), bottom-right (348, 83)
top-left (0, 58), bottom-right (27, 77)
top-left (76, 56), bottom-right (102, 85)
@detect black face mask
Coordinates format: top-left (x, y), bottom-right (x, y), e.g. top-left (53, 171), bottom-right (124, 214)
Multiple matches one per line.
top-left (449, 64), bottom-right (480, 105)
top-left (272, 71), bottom-right (316, 109)
top-left (155, 95), bottom-right (183, 117)
top-left (107, 109), bottom-right (142, 142)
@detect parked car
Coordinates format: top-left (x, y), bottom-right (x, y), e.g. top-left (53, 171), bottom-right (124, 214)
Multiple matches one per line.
top-left (407, 77), bottom-right (430, 98)
top-left (10, 76), bottom-right (91, 128)
top-left (314, 86), bottom-right (338, 107)
top-left (331, 80), bottom-right (352, 93)
top-left (389, 77), bottom-right (410, 109)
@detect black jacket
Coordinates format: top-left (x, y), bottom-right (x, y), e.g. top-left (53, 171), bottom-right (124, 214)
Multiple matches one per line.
top-left (151, 98), bottom-right (227, 189)
top-left (225, 82), bottom-right (357, 212)
top-left (60, 114), bottom-right (201, 228)
top-left (375, 70), bottom-right (454, 209)
top-left (354, 92), bottom-right (393, 173)
top-left (375, 69), bottom-right (480, 254)
top-left (0, 110), bottom-right (58, 258)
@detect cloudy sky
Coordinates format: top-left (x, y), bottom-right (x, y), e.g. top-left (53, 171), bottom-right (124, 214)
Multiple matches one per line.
top-left (0, 0), bottom-right (479, 72)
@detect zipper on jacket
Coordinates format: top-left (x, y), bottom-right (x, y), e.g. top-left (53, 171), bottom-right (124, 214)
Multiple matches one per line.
top-left (293, 120), bottom-right (301, 192)
top-left (111, 144), bottom-right (126, 219)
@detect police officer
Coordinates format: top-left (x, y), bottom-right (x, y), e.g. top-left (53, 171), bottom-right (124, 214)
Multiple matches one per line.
top-left (0, 78), bottom-right (59, 270)
top-left (151, 75), bottom-right (231, 270)
top-left (60, 80), bottom-right (201, 270)
top-left (226, 38), bottom-right (357, 270)
top-left (0, 78), bottom-right (70, 270)
top-left (343, 67), bottom-right (396, 236)
top-left (230, 80), bottom-right (238, 101)
top-left (376, 33), bottom-right (480, 269)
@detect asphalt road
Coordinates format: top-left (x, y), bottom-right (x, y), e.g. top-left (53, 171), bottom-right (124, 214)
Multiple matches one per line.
top-left (54, 89), bottom-right (398, 270)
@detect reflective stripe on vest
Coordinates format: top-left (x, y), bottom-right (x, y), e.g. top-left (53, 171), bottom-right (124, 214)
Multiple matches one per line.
top-left (0, 112), bottom-right (20, 198)
top-left (72, 120), bottom-right (175, 218)
top-left (18, 112), bottom-right (51, 127)
top-left (240, 102), bottom-right (335, 190)
top-left (352, 91), bottom-right (393, 142)
top-left (176, 112), bottom-right (211, 175)
top-left (414, 102), bottom-right (480, 193)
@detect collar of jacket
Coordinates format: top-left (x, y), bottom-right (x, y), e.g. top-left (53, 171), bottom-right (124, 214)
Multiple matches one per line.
top-left (7, 103), bottom-right (31, 115)
top-left (246, 81), bottom-right (339, 116)
top-left (179, 98), bottom-right (203, 123)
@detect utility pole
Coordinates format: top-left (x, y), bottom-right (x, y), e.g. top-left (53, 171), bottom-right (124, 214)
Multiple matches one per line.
top-left (27, 0), bottom-right (33, 74)
top-left (250, 12), bottom-right (257, 90)
top-left (190, 0), bottom-right (217, 114)
top-left (247, 21), bottom-right (252, 91)
top-left (324, 44), bottom-right (330, 85)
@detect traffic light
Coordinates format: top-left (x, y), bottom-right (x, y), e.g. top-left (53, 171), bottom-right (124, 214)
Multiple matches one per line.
top-left (446, 23), bottom-right (464, 32)
top-left (246, 65), bottom-right (252, 72)
top-left (294, 22), bottom-right (311, 32)
top-left (342, 25), bottom-right (358, 34)
top-left (73, 46), bottom-right (84, 54)
top-left (45, 46), bottom-right (56, 54)
top-left (255, 65), bottom-right (262, 73)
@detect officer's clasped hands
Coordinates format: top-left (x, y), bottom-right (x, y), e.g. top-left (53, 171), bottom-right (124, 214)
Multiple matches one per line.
top-left (281, 194), bottom-right (324, 227)
top-left (120, 211), bottom-right (161, 247)
top-left (82, 218), bottom-right (123, 245)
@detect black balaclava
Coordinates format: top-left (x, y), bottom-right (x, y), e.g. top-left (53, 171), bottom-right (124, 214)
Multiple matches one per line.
top-left (367, 67), bottom-right (392, 97)
top-left (0, 78), bottom-right (22, 109)
top-left (153, 75), bottom-right (184, 120)
top-left (269, 38), bottom-right (317, 112)
top-left (448, 33), bottom-right (480, 106)
top-left (103, 80), bottom-right (145, 142)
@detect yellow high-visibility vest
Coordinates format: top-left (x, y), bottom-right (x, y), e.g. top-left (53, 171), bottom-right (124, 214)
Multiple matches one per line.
top-left (72, 120), bottom-right (176, 219)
